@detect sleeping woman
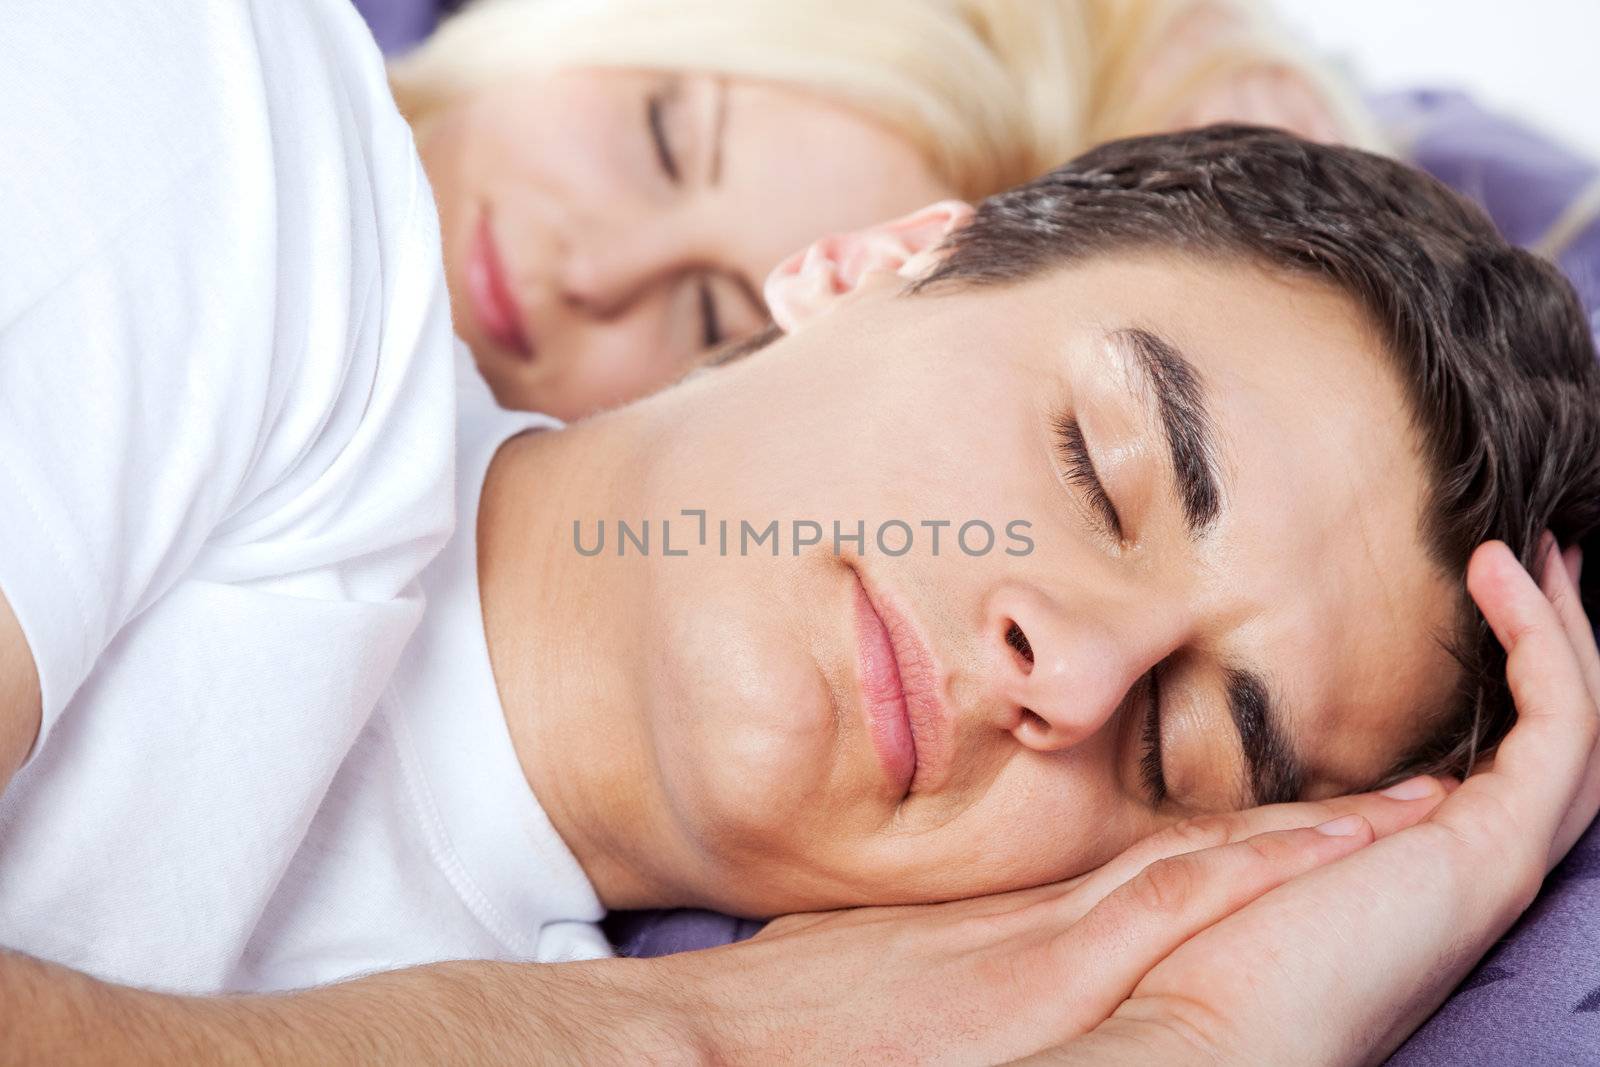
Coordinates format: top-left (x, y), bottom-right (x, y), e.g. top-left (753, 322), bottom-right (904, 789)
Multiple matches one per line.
top-left (383, 0), bottom-right (1374, 418)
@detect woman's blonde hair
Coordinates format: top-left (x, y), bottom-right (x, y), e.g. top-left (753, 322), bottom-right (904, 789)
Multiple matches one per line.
top-left (390, 0), bottom-right (1373, 202)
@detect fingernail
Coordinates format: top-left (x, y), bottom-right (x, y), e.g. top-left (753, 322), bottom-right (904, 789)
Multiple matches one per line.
top-left (1315, 814), bottom-right (1365, 836)
top-left (1568, 545), bottom-right (1584, 584)
top-left (1380, 776), bottom-right (1436, 801)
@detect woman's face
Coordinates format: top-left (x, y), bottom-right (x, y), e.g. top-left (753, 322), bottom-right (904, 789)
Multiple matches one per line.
top-left (416, 68), bottom-right (956, 419)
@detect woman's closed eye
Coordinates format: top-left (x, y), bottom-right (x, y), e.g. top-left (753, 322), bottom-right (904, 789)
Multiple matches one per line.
top-left (646, 87), bottom-right (680, 183)
top-left (644, 84), bottom-right (727, 352)
top-left (643, 80), bottom-right (743, 352)
top-left (696, 276), bottom-right (724, 348)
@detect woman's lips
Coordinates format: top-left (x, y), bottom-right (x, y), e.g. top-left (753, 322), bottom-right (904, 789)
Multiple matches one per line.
top-left (466, 212), bottom-right (535, 361)
top-left (851, 567), bottom-right (952, 798)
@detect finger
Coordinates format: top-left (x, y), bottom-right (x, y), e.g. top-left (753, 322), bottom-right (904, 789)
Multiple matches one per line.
top-left (1554, 750), bottom-right (1600, 863)
top-left (1050, 778), bottom-right (1446, 925)
top-left (1467, 541), bottom-right (1595, 761)
top-left (907, 781), bottom-right (1447, 928)
top-left (1452, 542), bottom-right (1599, 866)
top-left (1043, 817), bottom-right (1375, 1039)
top-left (1533, 539), bottom-right (1600, 857)
top-left (1104, 816), bottom-right (1522, 1067)
top-left (1543, 541), bottom-right (1600, 707)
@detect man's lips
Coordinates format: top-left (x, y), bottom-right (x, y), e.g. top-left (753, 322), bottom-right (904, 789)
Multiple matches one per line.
top-left (851, 567), bottom-right (952, 798)
top-left (467, 212), bottom-right (535, 361)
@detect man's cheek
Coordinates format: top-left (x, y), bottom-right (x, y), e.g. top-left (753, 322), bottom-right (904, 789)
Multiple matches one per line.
top-left (939, 784), bottom-right (1142, 894)
top-left (651, 619), bottom-right (840, 839)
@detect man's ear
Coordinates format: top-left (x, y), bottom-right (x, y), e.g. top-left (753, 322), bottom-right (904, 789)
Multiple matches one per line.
top-left (763, 200), bottom-right (974, 333)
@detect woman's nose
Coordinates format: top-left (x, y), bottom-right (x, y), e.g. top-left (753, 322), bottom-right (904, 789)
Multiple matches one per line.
top-left (985, 584), bottom-right (1172, 753)
top-left (558, 221), bottom-right (686, 320)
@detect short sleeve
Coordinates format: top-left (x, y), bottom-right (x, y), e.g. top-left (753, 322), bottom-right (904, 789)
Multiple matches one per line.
top-left (0, 0), bottom-right (456, 745)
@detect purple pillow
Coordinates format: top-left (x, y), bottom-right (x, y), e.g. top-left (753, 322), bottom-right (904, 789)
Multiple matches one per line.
top-left (602, 908), bottom-right (762, 958)
top-left (348, 0), bottom-right (463, 55)
top-left (1389, 818), bottom-right (1600, 1065)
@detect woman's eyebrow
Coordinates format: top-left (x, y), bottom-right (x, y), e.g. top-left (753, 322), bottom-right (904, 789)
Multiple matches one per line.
top-left (1109, 327), bottom-right (1225, 536)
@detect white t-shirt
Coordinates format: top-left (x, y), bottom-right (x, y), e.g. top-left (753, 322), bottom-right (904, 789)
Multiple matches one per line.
top-left (0, 0), bottom-right (608, 993)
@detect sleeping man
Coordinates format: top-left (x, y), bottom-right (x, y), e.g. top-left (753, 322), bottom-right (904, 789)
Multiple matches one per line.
top-left (1, 1), bottom-right (1598, 1063)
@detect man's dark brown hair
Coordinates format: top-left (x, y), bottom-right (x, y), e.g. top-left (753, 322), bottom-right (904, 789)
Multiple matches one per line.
top-left (913, 124), bottom-right (1600, 786)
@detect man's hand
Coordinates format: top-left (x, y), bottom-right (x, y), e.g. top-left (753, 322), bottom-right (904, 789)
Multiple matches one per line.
top-left (0, 772), bottom-right (1448, 1066)
top-left (662, 780), bottom-right (1448, 1064)
top-left (13, 543), bottom-right (1580, 1067)
top-left (1035, 538), bottom-right (1599, 1066)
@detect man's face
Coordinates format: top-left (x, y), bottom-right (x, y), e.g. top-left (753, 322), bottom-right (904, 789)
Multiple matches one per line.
top-left (567, 252), bottom-right (1459, 915)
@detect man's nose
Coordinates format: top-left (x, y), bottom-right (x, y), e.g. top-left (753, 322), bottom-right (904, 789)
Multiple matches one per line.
top-left (984, 583), bottom-right (1179, 753)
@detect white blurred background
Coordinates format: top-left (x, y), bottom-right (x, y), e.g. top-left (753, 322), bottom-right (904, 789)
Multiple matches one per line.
top-left (1274, 0), bottom-right (1600, 158)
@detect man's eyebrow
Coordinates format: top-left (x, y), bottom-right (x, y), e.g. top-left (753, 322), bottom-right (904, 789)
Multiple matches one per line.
top-left (708, 77), bottom-right (728, 185)
top-left (1227, 667), bottom-right (1304, 807)
top-left (1111, 327), bottom-right (1225, 536)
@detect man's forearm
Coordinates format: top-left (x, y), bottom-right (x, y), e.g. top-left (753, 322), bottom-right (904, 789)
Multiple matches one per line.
top-left (1, 949), bottom-right (710, 1065)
